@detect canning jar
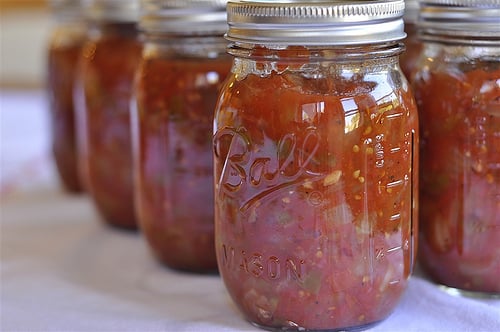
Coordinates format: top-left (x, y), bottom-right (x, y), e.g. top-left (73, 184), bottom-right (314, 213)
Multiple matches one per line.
top-left (132, 0), bottom-right (232, 271)
top-left (213, 0), bottom-right (419, 330)
top-left (413, 0), bottom-right (500, 296)
top-left (77, 0), bottom-right (142, 229)
top-left (47, 0), bottom-right (86, 193)
top-left (401, 0), bottom-right (423, 79)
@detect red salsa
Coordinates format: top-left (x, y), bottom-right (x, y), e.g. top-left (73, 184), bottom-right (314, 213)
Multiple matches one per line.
top-left (414, 64), bottom-right (500, 293)
top-left (213, 49), bottom-right (419, 330)
top-left (134, 56), bottom-right (232, 271)
top-left (79, 22), bottom-right (142, 229)
top-left (47, 30), bottom-right (85, 193)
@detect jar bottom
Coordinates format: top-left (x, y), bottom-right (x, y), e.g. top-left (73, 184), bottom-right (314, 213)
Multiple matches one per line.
top-left (102, 220), bottom-right (138, 232)
top-left (155, 255), bottom-right (219, 275)
top-left (249, 319), bottom-right (383, 332)
top-left (92, 200), bottom-right (138, 230)
top-left (437, 285), bottom-right (500, 300)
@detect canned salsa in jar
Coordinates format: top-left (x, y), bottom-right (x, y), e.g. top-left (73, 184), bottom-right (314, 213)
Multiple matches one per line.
top-left (414, 0), bottom-right (500, 295)
top-left (133, 0), bottom-right (232, 272)
top-left (135, 56), bottom-right (231, 271)
top-left (213, 1), bottom-right (419, 330)
top-left (47, 0), bottom-right (86, 193)
top-left (79, 0), bottom-right (142, 229)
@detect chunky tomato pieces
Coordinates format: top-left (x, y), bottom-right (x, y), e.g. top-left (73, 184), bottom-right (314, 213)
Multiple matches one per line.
top-left (80, 23), bottom-right (142, 228)
top-left (134, 56), bottom-right (232, 271)
top-left (414, 65), bottom-right (500, 294)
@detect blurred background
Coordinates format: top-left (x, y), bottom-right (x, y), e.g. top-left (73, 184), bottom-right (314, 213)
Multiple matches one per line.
top-left (1, 0), bottom-right (51, 89)
top-left (1, 1), bottom-right (54, 195)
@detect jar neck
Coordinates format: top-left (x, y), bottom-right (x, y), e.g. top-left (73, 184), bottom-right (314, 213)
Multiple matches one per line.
top-left (50, 14), bottom-right (86, 47)
top-left (50, 1), bottom-right (85, 24)
top-left (89, 22), bottom-right (139, 40)
top-left (50, 24), bottom-right (86, 47)
top-left (419, 31), bottom-right (500, 47)
top-left (421, 42), bottom-right (500, 64)
top-left (228, 43), bottom-right (406, 83)
top-left (227, 42), bottom-right (404, 63)
top-left (51, 19), bottom-right (86, 35)
top-left (142, 34), bottom-right (228, 59)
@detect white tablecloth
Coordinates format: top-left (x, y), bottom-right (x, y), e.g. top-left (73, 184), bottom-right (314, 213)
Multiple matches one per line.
top-left (1, 90), bottom-right (500, 332)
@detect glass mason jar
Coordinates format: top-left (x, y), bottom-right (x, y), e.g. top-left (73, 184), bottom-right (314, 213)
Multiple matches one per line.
top-left (132, 0), bottom-right (232, 272)
top-left (47, 0), bottom-right (86, 193)
top-left (413, 0), bottom-right (500, 296)
top-left (213, 0), bottom-right (419, 330)
top-left (77, 0), bottom-right (142, 229)
top-left (401, 0), bottom-right (423, 79)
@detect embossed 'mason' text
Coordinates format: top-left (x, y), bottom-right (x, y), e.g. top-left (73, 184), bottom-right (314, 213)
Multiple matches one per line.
top-left (220, 244), bottom-right (306, 283)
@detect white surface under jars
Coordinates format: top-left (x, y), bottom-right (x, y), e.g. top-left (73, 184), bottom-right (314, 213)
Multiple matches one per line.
top-left (1, 89), bottom-right (500, 331)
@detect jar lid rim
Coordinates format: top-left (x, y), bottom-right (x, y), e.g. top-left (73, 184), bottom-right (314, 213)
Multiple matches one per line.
top-left (226, 0), bottom-right (406, 45)
top-left (85, 0), bottom-right (140, 22)
top-left (418, 0), bottom-right (500, 37)
top-left (141, 0), bottom-right (228, 7)
top-left (49, 0), bottom-right (86, 20)
top-left (404, 0), bottom-right (420, 23)
top-left (139, 0), bottom-right (229, 35)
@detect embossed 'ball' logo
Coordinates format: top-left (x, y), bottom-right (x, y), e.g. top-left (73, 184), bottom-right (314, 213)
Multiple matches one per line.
top-left (214, 126), bottom-right (324, 212)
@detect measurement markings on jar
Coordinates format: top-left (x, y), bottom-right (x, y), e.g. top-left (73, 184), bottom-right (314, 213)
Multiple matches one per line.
top-left (489, 125), bottom-right (500, 201)
top-left (375, 244), bottom-right (404, 260)
top-left (390, 146), bottom-right (401, 154)
top-left (373, 110), bottom-right (413, 284)
top-left (386, 245), bottom-right (402, 253)
top-left (384, 112), bottom-right (404, 120)
top-left (378, 177), bottom-right (405, 194)
top-left (361, 116), bottom-right (410, 283)
top-left (375, 243), bottom-right (405, 286)
top-left (361, 135), bottom-right (375, 281)
top-left (389, 213), bottom-right (401, 222)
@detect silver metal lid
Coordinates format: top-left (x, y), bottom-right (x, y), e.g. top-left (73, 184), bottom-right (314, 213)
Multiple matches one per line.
top-left (419, 0), bottom-right (500, 41)
top-left (85, 0), bottom-right (140, 23)
top-left (49, 0), bottom-right (86, 20)
top-left (139, 0), bottom-right (229, 35)
top-left (404, 0), bottom-right (419, 23)
top-left (226, 0), bottom-right (406, 46)
top-left (50, 0), bottom-right (86, 10)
